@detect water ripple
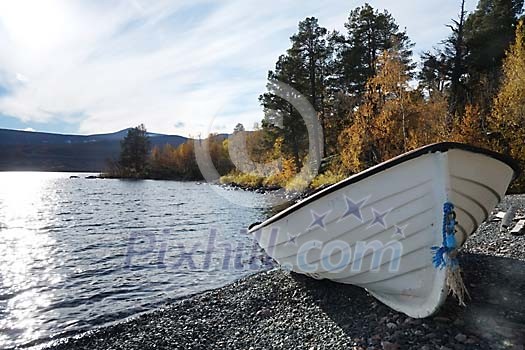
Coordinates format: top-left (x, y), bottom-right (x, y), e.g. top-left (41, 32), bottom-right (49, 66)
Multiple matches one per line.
top-left (0, 172), bottom-right (275, 349)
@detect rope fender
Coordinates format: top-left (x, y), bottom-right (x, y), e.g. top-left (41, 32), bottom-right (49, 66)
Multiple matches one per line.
top-left (432, 202), bottom-right (458, 269)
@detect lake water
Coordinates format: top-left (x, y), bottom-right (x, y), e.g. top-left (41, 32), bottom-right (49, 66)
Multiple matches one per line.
top-left (0, 172), bottom-right (277, 349)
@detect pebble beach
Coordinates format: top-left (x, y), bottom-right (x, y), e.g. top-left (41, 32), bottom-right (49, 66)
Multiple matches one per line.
top-left (39, 195), bottom-right (525, 350)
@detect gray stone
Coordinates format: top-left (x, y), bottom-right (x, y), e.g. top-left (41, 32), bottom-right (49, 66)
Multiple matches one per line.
top-left (386, 322), bottom-right (397, 329)
top-left (454, 333), bottom-right (467, 343)
top-left (381, 341), bottom-right (400, 350)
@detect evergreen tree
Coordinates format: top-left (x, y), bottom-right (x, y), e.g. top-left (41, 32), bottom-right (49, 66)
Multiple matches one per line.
top-left (119, 124), bottom-right (150, 176)
top-left (334, 3), bottom-right (414, 95)
top-left (289, 17), bottom-right (331, 112)
top-left (259, 17), bottom-right (330, 169)
top-left (464, 0), bottom-right (524, 111)
top-left (445, 0), bottom-right (468, 120)
top-left (260, 54), bottom-right (307, 170)
top-left (233, 123), bottom-right (245, 133)
top-left (418, 51), bottom-right (448, 97)
top-left (419, 0), bottom-right (468, 124)
top-left (465, 0), bottom-right (524, 75)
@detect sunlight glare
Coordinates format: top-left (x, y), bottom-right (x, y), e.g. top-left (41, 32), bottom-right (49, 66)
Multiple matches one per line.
top-left (0, 0), bottom-right (69, 52)
top-left (0, 172), bottom-right (62, 347)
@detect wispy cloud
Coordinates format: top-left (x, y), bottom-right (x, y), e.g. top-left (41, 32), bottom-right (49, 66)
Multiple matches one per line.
top-left (0, 0), bottom-right (477, 135)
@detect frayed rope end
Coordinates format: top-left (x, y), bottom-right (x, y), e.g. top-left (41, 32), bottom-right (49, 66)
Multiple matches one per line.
top-left (446, 266), bottom-right (470, 306)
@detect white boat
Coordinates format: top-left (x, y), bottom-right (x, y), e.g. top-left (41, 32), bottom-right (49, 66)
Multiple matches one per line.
top-left (250, 142), bottom-right (518, 318)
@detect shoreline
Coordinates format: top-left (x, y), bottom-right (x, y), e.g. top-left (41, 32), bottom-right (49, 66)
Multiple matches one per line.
top-left (37, 195), bottom-right (525, 350)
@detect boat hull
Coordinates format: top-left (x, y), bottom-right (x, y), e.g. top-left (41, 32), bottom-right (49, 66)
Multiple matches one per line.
top-left (251, 143), bottom-right (517, 318)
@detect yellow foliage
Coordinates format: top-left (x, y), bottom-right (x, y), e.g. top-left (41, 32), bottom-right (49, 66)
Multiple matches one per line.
top-left (407, 93), bottom-right (448, 148)
top-left (285, 176), bottom-right (310, 192)
top-left (219, 172), bottom-right (264, 187)
top-left (338, 118), bottom-right (367, 173)
top-left (310, 170), bottom-right (347, 188)
top-left (338, 48), bottom-right (427, 173)
top-left (263, 157), bottom-right (297, 187)
top-left (221, 132), bottom-right (298, 189)
top-left (490, 20), bottom-right (525, 191)
top-left (219, 22), bottom-right (525, 192)
top-left (449, 105), bottom-right (488, 147)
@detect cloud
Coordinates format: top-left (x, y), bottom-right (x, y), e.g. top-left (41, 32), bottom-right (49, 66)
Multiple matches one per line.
top-left (0, 0), bottom-right (479, 135)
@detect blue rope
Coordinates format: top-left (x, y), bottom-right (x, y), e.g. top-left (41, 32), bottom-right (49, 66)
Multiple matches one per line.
top-left (432, 202), bottom-right (459, 269)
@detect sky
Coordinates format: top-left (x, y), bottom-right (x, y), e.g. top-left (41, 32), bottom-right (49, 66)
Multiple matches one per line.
top-left (0, 0), bottom-right (478, 136)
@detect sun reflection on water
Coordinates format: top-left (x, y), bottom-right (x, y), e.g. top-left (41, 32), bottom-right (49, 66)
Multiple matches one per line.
top-left (0, 171), bottom-right (270, 348)
top-left (0, 172), bottom-right (64, 347)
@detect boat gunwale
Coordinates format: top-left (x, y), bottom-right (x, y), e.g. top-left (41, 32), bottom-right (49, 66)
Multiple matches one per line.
top-left (250, 142), bottom-right (519, 232)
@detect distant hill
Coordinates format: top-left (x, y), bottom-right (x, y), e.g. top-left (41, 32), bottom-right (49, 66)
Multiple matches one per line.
top-left (0, 128), bottom-right (188, 172)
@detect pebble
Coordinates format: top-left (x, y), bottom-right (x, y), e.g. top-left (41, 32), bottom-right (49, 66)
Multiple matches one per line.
top-left (381, 341), bottom-right (400, 350)
top-left (386, 322), bottom-right (397, 330)
top-left (454, 333), bottom-right (467, 343)
top-left (255, 308), bottom-right (272, 318)
top-left (465, 336), bottom-right (478, 345)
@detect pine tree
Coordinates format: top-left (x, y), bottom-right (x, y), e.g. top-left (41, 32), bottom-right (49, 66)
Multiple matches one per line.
top-left (119, 124), bottom-right (150, 177)
top-left (329, 4), bottom-right (414, 159)
top-left (334, 3), bottom-right (414, 96)
top-left (259, 17), bottom-right (330, 169)
top-left (464, 0), bottom-right (524, 112)
top-left (289, 17), bottom-right (331, 112)
top-left (419, 0), bottom-right (468, 126)
top-left (233, 123), bottom-right (245, 133)
top-left (260, 54), bottom-right (308, 170)
top-left (418, 51), bottom-right (448, 97)
top-left (465, 0), bottom-right (524, 75)
top-left (445, 0), bottom-right (468, 120)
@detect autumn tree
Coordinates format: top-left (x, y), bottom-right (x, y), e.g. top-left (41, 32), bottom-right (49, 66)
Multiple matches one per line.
top-left (339, 46), bottom-right (420, 172)
top-left (148, 135), bottom-right (233, 181)
top-left (490, 20), bottom-right (525, 189)
top-left (449, 104), bottom-right (488, 147)
top-left (410, 93), bottom-right (449, 147)
top-left (208, 134), bottom-right (234, 176)
top-left (327, 4), bottom-right (414, 155)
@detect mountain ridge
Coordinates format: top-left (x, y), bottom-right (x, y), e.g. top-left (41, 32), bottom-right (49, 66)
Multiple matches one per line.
top-left (0, 127), bottom-right (189, 172)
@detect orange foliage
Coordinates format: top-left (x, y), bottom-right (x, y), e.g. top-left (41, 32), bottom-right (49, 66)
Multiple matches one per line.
top-left (339, 48), bottom-right (428, 172)
top-left (449, 105), bottom-right (488, 148)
